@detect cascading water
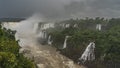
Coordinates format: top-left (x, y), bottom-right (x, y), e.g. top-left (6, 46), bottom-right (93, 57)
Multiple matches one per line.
top-left (36, 23), bottom-right (55, 40)
top-left (96, 24), bottom-right (101, 31)
top-left (47, 35), bottom-right (52, 45)
top-left (60, 24), bottom-right (65, 28)
top-left (2, 22), bottom-right (19, 30)
top-left (63, 36), bottom-right (70, 49)
top-left (40, 23), bottom-right (55, 30)
top-left (43, 31), bottom-right (47, 39)
top-left (33, 23), bottom-right (39, 34)
top-left (37, 31), bottom-right (44, 38)
top-left (79, 42), bottom-right (95, 63)
top-left (1, 15), bottom-right (84, 68)
top-left (65, 24), bottom-right (70, 28)
top-left (74, 24), bottom-right (77, 27)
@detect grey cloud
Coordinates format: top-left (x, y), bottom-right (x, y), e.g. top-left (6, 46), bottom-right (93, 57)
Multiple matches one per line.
top-left (0, 0), bottom-right (120, 20)
top-left (64, 0), bottom-right (120, 18)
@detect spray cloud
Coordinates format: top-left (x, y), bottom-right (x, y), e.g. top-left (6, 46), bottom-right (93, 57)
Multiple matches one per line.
top-left (2, 14), bottom-right (45, 47)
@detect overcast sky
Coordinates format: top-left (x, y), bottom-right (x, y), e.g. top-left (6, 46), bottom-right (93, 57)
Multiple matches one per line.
top-left (1, 0), bottom-right (120, 20)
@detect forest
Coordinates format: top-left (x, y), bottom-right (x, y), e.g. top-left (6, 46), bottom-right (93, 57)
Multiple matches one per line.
top-left (47, 17), bottom-right (120, 68)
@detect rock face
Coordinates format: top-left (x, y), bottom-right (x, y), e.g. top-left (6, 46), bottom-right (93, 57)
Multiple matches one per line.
top-left (19, 45), bottom-right (85, 68)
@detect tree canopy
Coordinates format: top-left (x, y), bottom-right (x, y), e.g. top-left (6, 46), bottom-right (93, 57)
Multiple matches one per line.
top-left (0, 23), bottom-right (35, 68)
top-left (48, 18), bottom-right (120, 68)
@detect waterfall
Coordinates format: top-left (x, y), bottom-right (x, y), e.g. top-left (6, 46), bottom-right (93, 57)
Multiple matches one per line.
top-left (47, 35), bottom-right (52, 45)
top-left (33, 23), bottom-right (39, 34)
top-left (65, 24), bottom-right (70, 28)
top-left (37, 31), bottom-right (44, 38)
top-left (63, 36), bottom-right (69, 49)
top-left (79, 42), bottom-right (95, 63)
top-left (60, 24), bottom-right (65, 28)
top-left (43, 31), bottom-right (47, 39)
top-left (74, 24), bottom-right (77, 27)
top-left (40, 23), bottom-right (55, 30)
top-left (96, 24), bottom-right (101, 31)
top-left (2, 22), bottom-right (19, 30)
top-left (37, 30), bottom-right (47, 39)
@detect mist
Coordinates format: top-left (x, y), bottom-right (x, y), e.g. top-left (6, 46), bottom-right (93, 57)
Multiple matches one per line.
top-left (1, 14), bottom-right (45, 47)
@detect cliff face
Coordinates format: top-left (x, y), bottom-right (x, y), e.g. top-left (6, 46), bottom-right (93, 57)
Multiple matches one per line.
top-left (19, 45), bottom-right (85, 68)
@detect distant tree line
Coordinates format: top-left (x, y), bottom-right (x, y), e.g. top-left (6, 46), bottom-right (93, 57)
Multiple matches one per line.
top-left (0, 18), bottom-right (25, 22)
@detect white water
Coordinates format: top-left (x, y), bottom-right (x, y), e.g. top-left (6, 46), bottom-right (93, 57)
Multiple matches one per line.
top-left (47, 35), bottom-right (52, 45)
top-left (40, 23), bottom-right (55, 30)
top-left (96, 24), bottom-right (101, 31)
top-left (74, 24), bottom-right (77, 27)
top-left (33, 23), bottom-right (39, 34)
top-left (37, 30), bottom-right (46, 39)
top-left (2, 22), bottom-right (20, 30)
top-left (63, 36), bottom-right (70, 49)
top-left (38, 30), bottom-right (47, 39)
top-left (79, 42), bottom-right (95, 63)
top-left (65, 24), bottom-right (70, 28)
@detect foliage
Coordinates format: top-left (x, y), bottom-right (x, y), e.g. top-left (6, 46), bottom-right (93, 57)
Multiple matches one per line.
top-left (0, 23), bottom-right (35, 68)
top-left (49, 18), bottom-right (120, 68)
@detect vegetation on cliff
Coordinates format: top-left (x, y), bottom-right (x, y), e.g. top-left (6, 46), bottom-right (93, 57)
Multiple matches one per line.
top-left (0, 23), bottom-right (35, 68)
top-left (49, 18), bottom-right (120, 68)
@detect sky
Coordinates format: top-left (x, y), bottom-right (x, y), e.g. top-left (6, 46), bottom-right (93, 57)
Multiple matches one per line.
top-left (1, 0), bottom-right (120, 20)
